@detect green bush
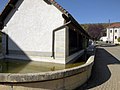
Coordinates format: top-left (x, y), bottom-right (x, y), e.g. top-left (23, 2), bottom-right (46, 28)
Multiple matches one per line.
top-left (118, 37), bottom-right (120, 42)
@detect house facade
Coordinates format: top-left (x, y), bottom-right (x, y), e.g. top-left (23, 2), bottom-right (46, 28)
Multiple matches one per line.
top-left (106, 23), bottom-right (120, 44)
top-left (0, 0), bottom-right (90, 64)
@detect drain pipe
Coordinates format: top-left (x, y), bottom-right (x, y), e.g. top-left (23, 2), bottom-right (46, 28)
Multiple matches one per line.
top-left (51, 21), bottom-right (71, 59)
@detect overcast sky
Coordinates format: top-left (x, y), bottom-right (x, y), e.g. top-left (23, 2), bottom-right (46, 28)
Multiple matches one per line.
top-left (0, 0), bottom-right (120, 24)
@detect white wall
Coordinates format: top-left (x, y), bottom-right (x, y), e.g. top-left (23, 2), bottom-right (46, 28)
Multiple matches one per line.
top-left (107, 28), bottom-right (110, 41)
top-left (2, 0), bottom-right (65, 58)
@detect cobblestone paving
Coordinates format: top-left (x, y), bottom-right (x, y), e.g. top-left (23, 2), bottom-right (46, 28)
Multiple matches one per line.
top-left (77, 46), bottom-right (120, 90)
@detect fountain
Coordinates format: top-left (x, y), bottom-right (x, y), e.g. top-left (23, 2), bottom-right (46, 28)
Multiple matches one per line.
top-left (0, 52), bottom-right (95, 90)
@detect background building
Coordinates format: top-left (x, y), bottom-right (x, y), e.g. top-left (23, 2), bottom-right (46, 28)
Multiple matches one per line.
top-left (106, 23), bottom-right (120, 44)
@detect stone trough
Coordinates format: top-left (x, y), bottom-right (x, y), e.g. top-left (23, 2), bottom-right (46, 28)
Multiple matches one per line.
top-left (0, 56), bottom-right (94, 90)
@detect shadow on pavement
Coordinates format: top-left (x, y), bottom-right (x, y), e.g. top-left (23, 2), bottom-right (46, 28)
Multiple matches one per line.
top-left (76, 47), bottom-right (120, 90)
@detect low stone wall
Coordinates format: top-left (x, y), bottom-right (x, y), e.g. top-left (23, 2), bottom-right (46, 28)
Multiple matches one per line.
top-left (0, 56), bottom-right (94, 90)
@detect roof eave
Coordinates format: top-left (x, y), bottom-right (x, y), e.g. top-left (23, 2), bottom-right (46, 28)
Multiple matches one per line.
top-left (68, 14), bottom-right (90, 38)
top-left (0, 0), bottom-right (18, 30)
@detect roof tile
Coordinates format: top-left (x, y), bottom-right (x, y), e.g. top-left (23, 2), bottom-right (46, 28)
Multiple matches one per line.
top-left (108, 23), bottom-right (120, 28)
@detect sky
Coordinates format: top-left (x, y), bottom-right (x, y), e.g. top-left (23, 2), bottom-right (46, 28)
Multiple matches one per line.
top-left (0, 0), bottom-right (120, 24)
top-left (0, 0), bottom-right (8, 12)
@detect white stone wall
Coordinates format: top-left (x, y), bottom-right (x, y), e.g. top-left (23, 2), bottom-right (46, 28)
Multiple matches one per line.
top-left (106, 28), bottom-right (110, 41)
top-left (55, 29), bottom-right (66, 59)
top-left (2, 0), bottom-right (66, 61)
top-left (109, 28), bottom-right (114, 42)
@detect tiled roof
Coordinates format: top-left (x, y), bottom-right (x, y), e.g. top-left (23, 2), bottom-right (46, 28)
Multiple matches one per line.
top-left (49, 0), bottom-right (69, 16)
top-left (108, 23), bottom-right (120, 28)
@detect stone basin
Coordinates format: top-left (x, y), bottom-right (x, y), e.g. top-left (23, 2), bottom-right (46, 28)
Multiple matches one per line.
top-left (0, 56), bottom-right (94, 90)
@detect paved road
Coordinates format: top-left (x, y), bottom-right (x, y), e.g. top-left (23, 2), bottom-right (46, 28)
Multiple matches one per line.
top-left (77, 46), bottom-right (120, 90)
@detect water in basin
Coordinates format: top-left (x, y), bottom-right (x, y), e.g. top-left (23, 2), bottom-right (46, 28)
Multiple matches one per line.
top-left (0, 59), bottom-right (85, 73)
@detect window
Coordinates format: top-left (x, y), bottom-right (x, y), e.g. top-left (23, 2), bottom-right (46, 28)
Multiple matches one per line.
top-left (110, 30), bottom-right (112, 33)
top-left (115, 36), bottom-right (117, 39)
top-left (115, 30), bottom-right (117, 33)
top-left (69, 28), bottom-right (84, 55)
top-left (69, 29), bottom-right (78, 55)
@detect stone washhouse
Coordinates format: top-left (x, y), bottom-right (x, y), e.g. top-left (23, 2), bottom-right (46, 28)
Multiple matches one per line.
top-left (0, 0), bottom-right (90, 64)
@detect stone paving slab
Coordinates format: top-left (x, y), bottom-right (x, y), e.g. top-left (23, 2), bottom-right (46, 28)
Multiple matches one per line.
top-left (76, 46), bottom-right (120, 90)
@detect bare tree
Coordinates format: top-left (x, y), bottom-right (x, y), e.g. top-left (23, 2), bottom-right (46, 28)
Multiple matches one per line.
top-left (87, 24), bottom-right (104, 40)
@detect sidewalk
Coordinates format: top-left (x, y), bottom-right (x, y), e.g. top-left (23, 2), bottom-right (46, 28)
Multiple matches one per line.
top-left (77, 46), bottom-right (120, 90)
